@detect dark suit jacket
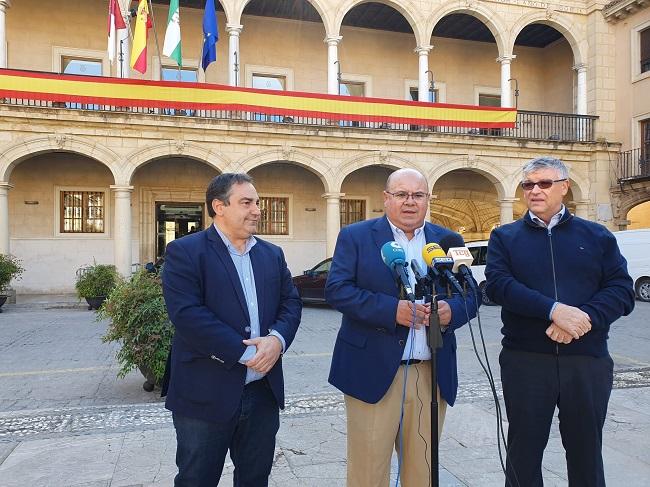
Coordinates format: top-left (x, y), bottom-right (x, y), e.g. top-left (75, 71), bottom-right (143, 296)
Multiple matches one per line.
top-left (162, 225), bottom-right (302, 423)
top-left (325, 216), bottom-right (478, 407)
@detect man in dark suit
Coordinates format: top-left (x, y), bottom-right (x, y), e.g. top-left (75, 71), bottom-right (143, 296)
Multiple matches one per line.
top-left (162, 173), bottom-right (302, 487)
top-left (326, 168), bottom-right (478, 486)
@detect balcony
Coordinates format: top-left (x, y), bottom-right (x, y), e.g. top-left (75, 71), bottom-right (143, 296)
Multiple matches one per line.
top-left (616, 148), bottom-right (650, 183)
top-left (0, 96), bottom-right (598, 143)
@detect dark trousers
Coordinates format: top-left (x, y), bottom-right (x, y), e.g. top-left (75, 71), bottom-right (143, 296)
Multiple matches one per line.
top-left (172, 378), bottom-right (280, 487)
top-left (500, 348), bottom-right (613, 487)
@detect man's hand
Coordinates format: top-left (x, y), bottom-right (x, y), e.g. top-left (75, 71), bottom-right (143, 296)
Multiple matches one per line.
top-left (242, 335), bottom-right (283, 374)
top-left (551, 303), bottom-right (591, 339)
top-left (396, 300), bottom-right (430, 329)
top-left (546, 322), bottom-right (573, 344)
top-left (437, 300), bottom-right (452, 326)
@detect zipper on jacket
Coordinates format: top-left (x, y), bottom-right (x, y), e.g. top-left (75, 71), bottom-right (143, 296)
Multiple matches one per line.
top-left (548, 228), bottom-right (560, 355)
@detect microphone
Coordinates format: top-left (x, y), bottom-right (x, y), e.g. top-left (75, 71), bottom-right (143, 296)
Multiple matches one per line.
top-left (421, 243), bottom-right (465, 295)
top-left (380, 241), bottom-right (416, 302)
top-left (411, 259), bottom-right (432, 299)
top-left (438, 234), bottom-right (479, 293)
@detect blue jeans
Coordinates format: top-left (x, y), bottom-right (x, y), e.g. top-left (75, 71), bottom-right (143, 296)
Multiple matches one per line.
top-left (172, 378), bottom-right (280, 487)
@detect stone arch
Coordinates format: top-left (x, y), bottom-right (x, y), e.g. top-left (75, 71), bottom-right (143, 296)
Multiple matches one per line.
top-left (428, 156), bottom-right (509, 200)
top-left (125, 142), bottom-right (231, 185)
top-left (236, 147), bottom-right (333, 193)
top-left (216, 0), bottom-right (237, 25)
top-left (426, 4), bottom-right (508, 58)
top-left (509, 12), bottom-right (586, 66)
top-left (615, 192), bottom-right (650, 223)
top-left (236, 0), bottom-right (332, 35)
top-left (336, 152), bottom-right (422, 190)
top-left (0, 134), bottom-right (121, 183)
top-left (333, 0), bottom-right (423, 44)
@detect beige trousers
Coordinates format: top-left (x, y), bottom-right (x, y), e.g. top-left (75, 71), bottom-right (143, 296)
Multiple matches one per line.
top-left (345, 361), bottom-right (447, 487)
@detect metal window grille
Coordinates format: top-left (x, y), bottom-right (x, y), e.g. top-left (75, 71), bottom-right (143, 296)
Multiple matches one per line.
top-left (340, 199), bottom-right (366, 227)
top-left (61, 191), bottom-right (105, 233)
top-left (259, 197), bottom-right (288, 235)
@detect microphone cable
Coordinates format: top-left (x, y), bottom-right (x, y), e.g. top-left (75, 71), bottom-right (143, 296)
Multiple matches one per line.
top-left (461, 285), bottom-right (522, 487)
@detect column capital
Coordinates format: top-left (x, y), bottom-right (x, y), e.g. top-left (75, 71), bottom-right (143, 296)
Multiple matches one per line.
top-left (226, 24), bottom-right (243, 35)
top-left (324, 35), bottom-right (342, 46)
top-left (498, 197), bottom-right (518, 204)
top-left (110, 185), bottom-right (134, 193)
top-left (573, 63), bottom-right (587, 72)
top-left (414, 45), bottom-right (433, 55)
top-left (321, 192), bottom-right (345, 200)
top-left (496, 54), bottom-right (516, 64)
top-left (0, 1), bottom-right (12, 11)
top-left (0, 181), bottom-right (13, 191)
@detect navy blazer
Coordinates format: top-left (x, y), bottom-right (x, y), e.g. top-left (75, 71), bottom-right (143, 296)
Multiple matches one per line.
top-left (325, 216), bottom-right (478, 406)
top-left (162, 225), bottom-right (302, 423)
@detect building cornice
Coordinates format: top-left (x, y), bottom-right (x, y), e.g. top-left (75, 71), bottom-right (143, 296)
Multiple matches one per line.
top-left (603, 0), bottom-right (649, 22)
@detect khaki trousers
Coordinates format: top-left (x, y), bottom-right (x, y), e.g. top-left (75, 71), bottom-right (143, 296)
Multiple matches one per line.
top-left (345, 361), bottom-right (447, 487)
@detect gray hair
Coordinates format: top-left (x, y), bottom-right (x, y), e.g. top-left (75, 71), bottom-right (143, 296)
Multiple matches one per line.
top-left (522, 157), bottom-right (569, 180)
top-left (206, 173), bottom-right (254, 217)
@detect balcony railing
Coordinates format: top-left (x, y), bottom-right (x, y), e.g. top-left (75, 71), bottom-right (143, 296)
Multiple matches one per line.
top-left (617, 148), bottom-right (650, 182)
top-left (0, 96), bottom-right (597, 143)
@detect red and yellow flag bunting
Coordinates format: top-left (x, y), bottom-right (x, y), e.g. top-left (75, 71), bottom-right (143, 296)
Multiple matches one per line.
top-left (0, 69), bottom-right (516, 128)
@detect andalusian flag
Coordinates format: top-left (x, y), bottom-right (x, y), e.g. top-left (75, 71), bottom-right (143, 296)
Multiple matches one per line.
top-left (130, 0), bottom-right (152, 74)
top-left (107, 0), bottom-right (126, 62)
top-left (163, 0), bottom-right (182, 66)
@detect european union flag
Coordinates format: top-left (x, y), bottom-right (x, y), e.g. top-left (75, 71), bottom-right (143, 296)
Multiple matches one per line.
top-left (202, 0), bottom-right (218, 71)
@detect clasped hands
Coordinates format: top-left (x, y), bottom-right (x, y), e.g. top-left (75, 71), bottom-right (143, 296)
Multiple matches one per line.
top-left (242, 335), bottom-right (283, 374)
top-left (396, 299), bottom-right (452, 329)
top-left (546, 303), bottom-right (592, 344)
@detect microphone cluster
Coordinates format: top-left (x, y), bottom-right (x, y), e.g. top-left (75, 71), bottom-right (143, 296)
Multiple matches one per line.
top-left (380, 238), bottom-right (477, 302)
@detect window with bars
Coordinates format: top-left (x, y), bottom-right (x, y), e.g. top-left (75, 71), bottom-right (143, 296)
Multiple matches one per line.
top-left (340, 199), bottom-right (366, 227)
top-left (60, 191), bottom-right (105, 233)
top-left (259, 197), bottom-right (289, 235)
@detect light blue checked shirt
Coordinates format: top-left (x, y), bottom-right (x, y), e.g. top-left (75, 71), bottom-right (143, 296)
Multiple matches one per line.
top-left (214, 224), bottom-right (286, 384)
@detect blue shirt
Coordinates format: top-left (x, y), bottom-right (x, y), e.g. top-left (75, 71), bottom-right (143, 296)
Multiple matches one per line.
top-left (214, 224), bottom-right (286, 384)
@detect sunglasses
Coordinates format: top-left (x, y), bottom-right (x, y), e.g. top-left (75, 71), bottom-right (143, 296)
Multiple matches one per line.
top-left (521, 178), bottom-right (567, 191)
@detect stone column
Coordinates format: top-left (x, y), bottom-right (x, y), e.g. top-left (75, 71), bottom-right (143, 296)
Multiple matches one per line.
top-left (0, 182), bottom-right (12, 254)
top-left (0, 1), bottom-right (10, 69)
top-left (323, 192), bottom-right (344, 257)
top-left (325, 36), bottom-right (342, 95)
top-left (227, 24), bottom-right (243, 86)
top-left (497, 55), bottom-right (515, 108)
top-left (574, 63), bottom-right (587, 115)
top-left (111, 185), bottom-right (134, 278)
top-left (415, 46), bottom-right (433, 102)
top-left (573, 200), bottom-right (591, 219)
top-left (498, 198), bottom-right (517, 225)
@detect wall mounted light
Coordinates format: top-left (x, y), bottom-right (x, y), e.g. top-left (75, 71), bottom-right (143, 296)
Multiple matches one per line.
top-left (372, 208), bottom-right (384, 213)
top-left (24, 201), bottom-right (39, 205)
top-left (304, 207), bottom-right (317, 212)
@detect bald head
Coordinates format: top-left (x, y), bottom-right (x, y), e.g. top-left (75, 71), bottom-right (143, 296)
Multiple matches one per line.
top-left (385, 168), bottom-right (429, 193)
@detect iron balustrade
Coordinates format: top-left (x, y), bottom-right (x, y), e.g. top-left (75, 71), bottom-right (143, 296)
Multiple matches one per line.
top-left (617, 148), bottom-right (650, 182)
top-left (0, 96), bottom-right (597, 143)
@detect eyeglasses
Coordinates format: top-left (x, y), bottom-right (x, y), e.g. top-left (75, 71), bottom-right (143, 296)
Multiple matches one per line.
top-left (385, 191), bottom-right (430, 202)
top-left (520, 179), bottom-right (567, 191)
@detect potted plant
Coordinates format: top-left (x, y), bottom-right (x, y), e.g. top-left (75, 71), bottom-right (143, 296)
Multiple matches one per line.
top-left (0, 254), bottom-right (24, 312)
top-left (97, 270), bottom-right (174, 391)
top-left (75, 263), bottom-right (120, 310)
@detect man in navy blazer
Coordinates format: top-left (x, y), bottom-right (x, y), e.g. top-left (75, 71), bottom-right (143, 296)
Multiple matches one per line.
top-left (162, 173), bottom-right (302, 487)
top-left (326, 168), bottom-right (478, 486)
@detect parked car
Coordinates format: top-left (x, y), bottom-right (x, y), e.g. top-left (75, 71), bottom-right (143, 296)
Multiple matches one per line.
top-left (292, 258), bottom-right (332, 304)
top-left (613, 229), bottom-right (650, 302)
top-left (466, 240), bottom-right (494, 305)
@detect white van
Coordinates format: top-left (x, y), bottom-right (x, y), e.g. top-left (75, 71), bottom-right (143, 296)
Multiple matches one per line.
top-left (613, 229), bottom-right (650, 302)
top-left (466, 240), bottom-right (492, 305)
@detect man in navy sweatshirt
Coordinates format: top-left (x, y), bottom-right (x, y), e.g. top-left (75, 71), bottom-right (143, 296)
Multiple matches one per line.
top-left (485, 156), bottom-right (635, 487)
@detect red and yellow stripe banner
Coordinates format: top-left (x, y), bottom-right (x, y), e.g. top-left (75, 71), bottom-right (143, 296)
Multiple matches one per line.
top-left (0, 69), bottom-right (516, 128)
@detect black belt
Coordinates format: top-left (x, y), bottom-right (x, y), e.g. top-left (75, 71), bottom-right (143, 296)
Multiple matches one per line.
top-left (400, 359), bottom-right (422, 365)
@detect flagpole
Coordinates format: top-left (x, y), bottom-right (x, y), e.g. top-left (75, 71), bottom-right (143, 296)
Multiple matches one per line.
top-left (146, 0), bottom-right (164, 80)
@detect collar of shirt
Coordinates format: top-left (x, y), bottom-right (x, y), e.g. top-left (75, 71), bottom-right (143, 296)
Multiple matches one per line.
top-left (213, 223), bottom-right (257, 255)
top-left (386, 218), bottom-right (426, 242)
top-left (529, 205), bottom-right (565, 231)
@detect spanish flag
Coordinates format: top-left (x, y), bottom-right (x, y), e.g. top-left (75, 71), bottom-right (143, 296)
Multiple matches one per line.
top-left (130, 0), bottom-right (152, 74)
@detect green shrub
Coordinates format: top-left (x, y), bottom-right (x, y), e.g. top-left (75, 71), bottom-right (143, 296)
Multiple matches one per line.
top-left (97, 270), bottom-right (173, 384)
top-left (0, 254), bottom-right (24, 293)
top-left (75, 263), bottom-right (120, 298)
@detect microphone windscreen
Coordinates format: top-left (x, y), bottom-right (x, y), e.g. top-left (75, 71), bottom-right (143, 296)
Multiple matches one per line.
top-left (438, 233), bottom-right (465, 253)
top-left (422, 243), bottom-right (446, 267)
top-left (380, 241), bottom-right (406, 269)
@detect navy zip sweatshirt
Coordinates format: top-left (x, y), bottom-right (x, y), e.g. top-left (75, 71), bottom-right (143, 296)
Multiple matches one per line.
top-left (485, 211), bottom-right (635, 357)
